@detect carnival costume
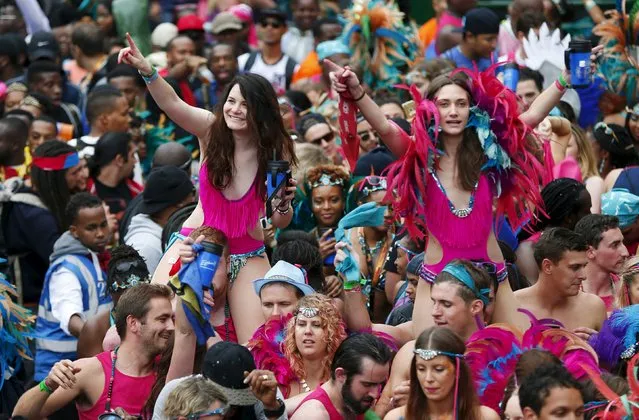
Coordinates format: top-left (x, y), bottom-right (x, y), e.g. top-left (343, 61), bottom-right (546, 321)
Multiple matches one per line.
top-left (464, 309), bottom-right (600, 414)
top-left (0, 270), bottom-right (34, 412)
top-left (589, 305), bottom-right (639, 373)
top-left (593, 0), bottom-right (639, 105)
top-left (340, 0), bottom-right (420, 91)
top-left (338, 66), bottom-right (545, 282)
top-left (582, 352), bottom-right (639, 419)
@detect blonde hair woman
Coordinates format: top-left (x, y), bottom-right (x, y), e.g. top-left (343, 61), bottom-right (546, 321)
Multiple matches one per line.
top-left (615, 255), bottom-right (639, 308)
top-left (566, 124), bottom-right (605, 213)
top-left (164, 375), bottom-right (229, 419)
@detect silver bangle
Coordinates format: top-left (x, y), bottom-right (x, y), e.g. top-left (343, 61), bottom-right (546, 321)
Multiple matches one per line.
top-left (276, 205), bottom-right (291, 215)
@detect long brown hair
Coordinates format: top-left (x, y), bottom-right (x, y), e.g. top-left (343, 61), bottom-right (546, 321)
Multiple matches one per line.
top-left (406, 327), bottom-right (481, 420)
top-left (205, 73), bottom-right (297, 197)
top-left (426, 74), bottom-right (485, 191)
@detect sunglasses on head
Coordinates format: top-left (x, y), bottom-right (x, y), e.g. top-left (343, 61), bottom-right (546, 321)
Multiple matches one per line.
top-left (186, 406), bottom-right (229, 419)
top-left (396, 242), bottom-right (418, 261)
top-left (260, 19), bottom-right (283, 29)
top-left (308, 131), bottom-right (335, 145)
top-left (114, 260), bottom-right (146, 273)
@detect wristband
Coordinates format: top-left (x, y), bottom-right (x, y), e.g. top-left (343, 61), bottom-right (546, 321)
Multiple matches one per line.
top-left (585, 0), bottom-right (597, 11)
top-left (558, 73), bottom-right (570, 89)
top-left (140, 67), bottom-right (159, 84)
top-left (353, 88), bottom-right (366, 102)
top-left (344, 278), bottom-right (364, 291)
top-left (40, 379), bottom-right (53, 394)
top-left (554, 80), bottom-right (567, 93)
top-left (263, 398), bottom-right (286, 417)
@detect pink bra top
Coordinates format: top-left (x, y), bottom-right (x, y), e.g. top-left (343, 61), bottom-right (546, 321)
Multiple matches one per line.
top-left (198, 162), bottom-right (264, 254)
top-left (423, 172), bottom-right (494, 273)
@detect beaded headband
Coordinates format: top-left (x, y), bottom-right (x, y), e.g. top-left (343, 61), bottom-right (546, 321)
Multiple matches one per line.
top-left (621, 342), bottom-right (639, 360)
top-left (110, 274), bottom-right (150, 293)
top-left (413, 348), bottom-right (465, 361)
top-left (358, 176), bottom-right (387, 198)
top-left (311, 173), bottom-right (344, 189)
top-left (296, 307), bottom-right (319, 318)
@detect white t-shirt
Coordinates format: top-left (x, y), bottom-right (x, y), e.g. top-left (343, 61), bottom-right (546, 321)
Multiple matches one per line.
top-left (238, 52), bottom-right (299, 95)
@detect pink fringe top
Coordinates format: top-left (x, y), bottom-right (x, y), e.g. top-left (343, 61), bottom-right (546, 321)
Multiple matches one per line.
top-left (199, 162), bottom-right (264, 254)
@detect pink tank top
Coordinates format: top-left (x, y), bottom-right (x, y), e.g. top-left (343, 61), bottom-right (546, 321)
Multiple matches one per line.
top-left (198, 162), bottom-right (265, 254)
top-left (423, 172), bottom-right (494, 273)
top-left (295, 386), bottom-right (364, 420)
top-left (77, 351), bottom-right (156, 419)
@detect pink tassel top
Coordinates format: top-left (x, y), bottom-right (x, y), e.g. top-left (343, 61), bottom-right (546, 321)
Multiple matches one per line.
top-left (198, 162), bottom-right (265, 254)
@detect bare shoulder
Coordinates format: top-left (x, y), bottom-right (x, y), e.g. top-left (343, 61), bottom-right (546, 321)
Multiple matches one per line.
top-left (480, 405), bottom-right (501, 420)
top-left (291, 399), bottom-right (329, 420)
top-left (578, 291), bottom-right (606, 309)
top-left (384, 406), bottom-right (406, 420)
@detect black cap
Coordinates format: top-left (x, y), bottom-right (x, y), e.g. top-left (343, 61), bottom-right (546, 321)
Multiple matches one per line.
top-left (28, 31), bottom-right (60, 61)
top-left (139, 166), bottom-right (194, 215)
top-left (201, 342), bottom-right (259, 406)
top-left (458, 8), bottom-right (500, 35)
top-left (353, 147), bottom-right (397, 177)
top-left (257, 8), bottom-right (287, 24)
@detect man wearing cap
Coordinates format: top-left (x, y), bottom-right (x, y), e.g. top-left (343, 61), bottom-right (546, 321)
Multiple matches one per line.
top-left (440, 7), bottom-right (500, 71)
top-left (177, 14), bottom-right (206, 57)
top-left (238, 9), bottom-right (299, 95)
top-left (125, 166), bottom-right (195, 274)
top-left (208, 12), bottom-right (245, 49)
top-left (254, 260), bottom-right (315, 321)
top-left (154, 342), bottom-right (287, 420)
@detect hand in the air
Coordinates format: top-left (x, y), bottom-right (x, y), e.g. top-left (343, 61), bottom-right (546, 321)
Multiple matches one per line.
top-left (118, 33), bottom-right (153, 75)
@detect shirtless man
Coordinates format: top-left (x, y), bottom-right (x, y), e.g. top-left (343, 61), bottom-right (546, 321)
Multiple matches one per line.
top-left (574, 214), bottom-right (629, 312)
top-left (515, 227), bottom-right (607, 340)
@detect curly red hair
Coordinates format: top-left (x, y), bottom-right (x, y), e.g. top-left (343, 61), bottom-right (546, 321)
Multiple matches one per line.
top-left (283, 294), bottom-right (346, 385)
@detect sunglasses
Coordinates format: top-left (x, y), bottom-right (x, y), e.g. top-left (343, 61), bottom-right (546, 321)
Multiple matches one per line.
top-left (98, 414), bottom-right (142, 420)
top-left (396, 242), bottom-right (418, 261)
top-left (308, 131), bottom-right (335, 146)
top-left (259, 20), bottom-right (283, 29)
top-left (358, 130), bottom-right (380, 143)
top-left (114, 260), bottom-right (146, 273)
top-left (186, 406), bottom-right (229, 419)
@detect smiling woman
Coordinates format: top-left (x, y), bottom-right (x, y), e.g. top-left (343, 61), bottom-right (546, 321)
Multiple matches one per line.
top-left (119, 34), bottom-right (297, 344)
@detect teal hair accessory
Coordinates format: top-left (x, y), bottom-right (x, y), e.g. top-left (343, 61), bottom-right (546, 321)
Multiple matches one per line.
top-left (441, 262), bottom-right (490, 306)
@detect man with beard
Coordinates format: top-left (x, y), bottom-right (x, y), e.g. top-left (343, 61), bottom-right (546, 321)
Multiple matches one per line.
top-left (195, 42), bottom-right (239, 110)
top-left (13, 283), bottom-right (174, 419)
top-left (292, 333), bottom-right (392, 420)
top-left (575, 215), bottom-right (630, 313)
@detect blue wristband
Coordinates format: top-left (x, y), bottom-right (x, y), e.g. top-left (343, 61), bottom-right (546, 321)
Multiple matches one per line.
top-left (140, 67), bottom-right (159, 84)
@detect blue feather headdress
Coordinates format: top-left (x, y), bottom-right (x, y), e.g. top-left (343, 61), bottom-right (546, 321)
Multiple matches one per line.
top-left (589, 305), bottom-right (639, 371)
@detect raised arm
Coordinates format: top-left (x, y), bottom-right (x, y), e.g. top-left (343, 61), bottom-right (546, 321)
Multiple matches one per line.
top-left (325, 60), bottom-right (411, 157)
top-left (118, 33), bottom-right (213, 141)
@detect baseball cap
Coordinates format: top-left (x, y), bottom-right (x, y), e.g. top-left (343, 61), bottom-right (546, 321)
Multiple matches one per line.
top-left (202, 342), bottom-right (259, 406)
top-left (208, 12), bottom-right (243, 34)
top-left (256, 8), bottom-right (287, 24)
top-left (253, 260), bottom-right (315, 296)
top-left (28, 31), bottom-right (60, 61)
top-left (139, 166), bottom-right (194, 215)
top-left (151, 23), bottom-right (179, 48)
top-left (457, 8), bottom-right (500, 35)
top-left (177, 14), bottom-right (204, 32)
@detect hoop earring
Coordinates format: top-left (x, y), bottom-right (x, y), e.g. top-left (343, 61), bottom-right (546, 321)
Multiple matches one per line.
top-left (599, 157), bottom-right (606, 174)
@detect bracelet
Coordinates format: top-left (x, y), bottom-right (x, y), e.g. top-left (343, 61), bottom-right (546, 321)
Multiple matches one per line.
top-left (39, 379), bottom-right (53, 394)
top-left (554, 80), bottom-right (567, 93)
top-left (139, 67), bottom-right (159, 84)
top-left (276, 205), bottom-right (291, 215)
top-left (558, 73), bottom-right (570, 89)
top-left (353, 88), bottom-right (366, 102)
top-left (343, 278), bottom-right (364, 291)
top-left (585, 0), bottom-right (597, 11)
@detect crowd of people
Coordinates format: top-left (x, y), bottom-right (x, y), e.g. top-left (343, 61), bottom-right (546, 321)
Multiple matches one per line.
top-left (3, 0), bottom-right (639, 419)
